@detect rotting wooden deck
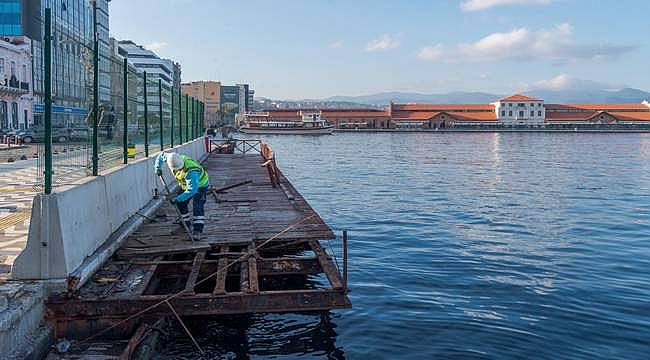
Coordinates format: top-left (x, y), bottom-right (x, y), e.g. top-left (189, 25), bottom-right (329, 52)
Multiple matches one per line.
top-left (46, 146), bottom-right (351, 339)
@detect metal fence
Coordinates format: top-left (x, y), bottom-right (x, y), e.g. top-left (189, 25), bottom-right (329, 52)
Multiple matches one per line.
top-left (34, 6), bottom-right (206, 194)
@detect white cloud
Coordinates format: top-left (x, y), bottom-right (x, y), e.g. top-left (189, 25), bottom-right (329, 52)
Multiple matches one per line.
top-left (461, 0), bottom-right (553, 12)
top-left (365, 34), bottom-right (400, 52)
top-left (328, 40), bottom-right (344, 49)
top-left (144, 41), bottom-right (168, 52)
top-left (530, 74), bottom-right (624, 91)
top-left (417, 24), bottom-right (636, 63)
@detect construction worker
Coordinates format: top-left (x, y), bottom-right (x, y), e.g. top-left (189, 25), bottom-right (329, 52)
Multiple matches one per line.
top-left (155, 152), bottom-right (209, 238)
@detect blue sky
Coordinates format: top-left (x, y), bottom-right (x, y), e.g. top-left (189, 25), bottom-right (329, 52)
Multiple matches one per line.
top-left (109, 0), bottom-right (650, 99)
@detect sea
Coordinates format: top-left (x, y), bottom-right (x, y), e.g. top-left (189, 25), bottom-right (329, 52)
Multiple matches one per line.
top-left (158, 132), bottom-right (650, 359)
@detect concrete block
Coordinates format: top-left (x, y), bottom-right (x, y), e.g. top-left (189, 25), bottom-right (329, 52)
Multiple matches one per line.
top-left (13, 138), bottom-right (208, 282)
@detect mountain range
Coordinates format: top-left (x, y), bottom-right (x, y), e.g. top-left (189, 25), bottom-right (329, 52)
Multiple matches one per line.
top-left (324, 88), bottom-right (650, 106)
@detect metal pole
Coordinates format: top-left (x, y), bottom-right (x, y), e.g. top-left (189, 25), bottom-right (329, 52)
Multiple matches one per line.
top-left (185, 94), bottom-right (189, 142)
top-left (191, 98), bottom-right (195, 139)
top-left (143, 72), bottom-right (149, 157)
top-left (178, 89), bottom-right (182, 143)
top-left (170, 85), bottom-right (174, 147)
top-left (122, 58), bottom-right (128, 164)
top-left (92, 1), bottom-right (99, 176)
top-left (158, 79), bottom-right (163, 151)
top-left (44, 8), bottom-right (52, 194)
top-left (343, 230), bottom-right (348, 292)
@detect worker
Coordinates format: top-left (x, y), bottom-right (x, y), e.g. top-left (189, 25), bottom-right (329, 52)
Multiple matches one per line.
top-left (155, 152), bottom-right (209, 239)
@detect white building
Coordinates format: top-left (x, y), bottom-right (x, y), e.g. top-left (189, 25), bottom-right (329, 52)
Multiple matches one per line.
top-left (0, 36), bottom-right (32, 131)
top-left (493, 94), bottom-right (545, 126)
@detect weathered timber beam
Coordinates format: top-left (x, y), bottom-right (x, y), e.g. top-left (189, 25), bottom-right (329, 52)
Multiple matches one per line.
top-left (48, 290), bottom-right (352, 319)
top-left (309, 241), bottom-right (343, 290)
top-left (214, 246), bottom-right (229, 295)
top-left (248, 244), bottom-right (259, 294)
top-left (184, 252), bottom-right (205, 295)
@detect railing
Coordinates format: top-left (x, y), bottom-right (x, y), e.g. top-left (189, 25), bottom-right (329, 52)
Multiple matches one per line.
top-left (260, 142), bottom-right (280, 188)
top-left (209, 138), bottom-right (262, 155)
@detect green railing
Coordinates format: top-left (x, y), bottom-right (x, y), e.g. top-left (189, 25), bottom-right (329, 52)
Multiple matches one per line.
top-left (39, 6), bottom-right (206, 194)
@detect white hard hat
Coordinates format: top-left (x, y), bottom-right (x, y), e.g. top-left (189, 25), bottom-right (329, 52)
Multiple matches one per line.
top-left (166, 153), bottom-right (184, 171)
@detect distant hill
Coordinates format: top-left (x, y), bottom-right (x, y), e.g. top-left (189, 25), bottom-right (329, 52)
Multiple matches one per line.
top-left (322, 88), bottom-right (650, 106)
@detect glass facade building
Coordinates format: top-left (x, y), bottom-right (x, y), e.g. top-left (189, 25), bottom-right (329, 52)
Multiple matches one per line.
top-left (0, 0), bottom-right (22, 36)
top-left (1, 0), bottom-right (110, 127)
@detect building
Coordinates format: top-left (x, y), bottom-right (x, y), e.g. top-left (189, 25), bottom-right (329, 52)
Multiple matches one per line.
top-left (1, 0), bottom-right (112, 128)
top-left (0, 0), bottom-right (41, 39)
top-left (117, 39), bottom-right (178, 119)
top-left (181, 80), bottom-right (220, 127)
top-left (253, 94), bottom-right (650, 130)
top-left (0, 36), bottom-right (32, 131)
top-left (493, 94), bottom-right (545, 126)
top-left (173, 62), bottom-right (182, 90)
top-left (218, 83), bottom-right (254, 124)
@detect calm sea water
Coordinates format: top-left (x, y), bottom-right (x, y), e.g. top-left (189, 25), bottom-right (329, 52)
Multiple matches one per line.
top-left (159, 132), bottom-right (650, 359)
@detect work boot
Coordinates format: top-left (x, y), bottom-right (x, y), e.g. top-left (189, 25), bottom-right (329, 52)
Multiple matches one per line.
top-left (192, 230), bottom-right (203, 241)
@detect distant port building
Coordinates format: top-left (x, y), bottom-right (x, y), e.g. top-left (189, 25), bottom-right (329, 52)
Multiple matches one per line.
top-left (250, 94), bottom-right (650, 130)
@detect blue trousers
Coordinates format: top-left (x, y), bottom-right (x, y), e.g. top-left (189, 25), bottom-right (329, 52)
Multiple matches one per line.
top-left (176, 187), bottom-right (207, 232)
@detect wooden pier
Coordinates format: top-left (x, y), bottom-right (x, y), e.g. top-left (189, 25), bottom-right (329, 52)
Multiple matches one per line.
top-left (46, 141), bottom-right (351, 339)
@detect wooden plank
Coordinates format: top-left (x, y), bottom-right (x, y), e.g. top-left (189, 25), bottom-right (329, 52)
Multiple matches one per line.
top-left (184, 252), bottom-right (205, 295)
top-left (214, 246), bottom-right (229, 295)
top-left (240, 261), bottom-right (249, 293)
top-left (137, 256), bottom-right (164, 296)
top-left (309, 240), bottom-right (343, 290)
top-left (248, 245), bottom-right (259, 294)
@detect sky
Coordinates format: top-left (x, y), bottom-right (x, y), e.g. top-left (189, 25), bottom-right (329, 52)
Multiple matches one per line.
top-left (109, 0), bottom-right (650, 100)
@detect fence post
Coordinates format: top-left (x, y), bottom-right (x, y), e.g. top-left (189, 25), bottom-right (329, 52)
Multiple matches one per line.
top-left (44, 8), bottom-right (52, 194)
top-left (170, 85), bottom-right (174, 147)
top-left (122, 58), bottom-right (128, 164)
top-left (178, 89), bottom-right (183, 143)
top-left (158, 79), bottom-right (163, 151)
top-left (92, 0), bottom-right (99, 176)
top-left (191, 98), bottom-right (196, 139)
top-left (185, 94), bottom-right (189, 142)
top-left (143, 71), bottom-right (149, 157)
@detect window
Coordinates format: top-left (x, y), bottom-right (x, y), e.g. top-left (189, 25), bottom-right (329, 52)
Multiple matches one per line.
top-left (508, 103), bottom-right (513, 107)
top-left (10, 61), bottom-right (15, 77)
top-left (538, 111), bottom-right (542, 117)
top-left (501, 111), bottom-right (505, 116)
top-left (518, 103), bottom-right (525, 107)
top-left (11, 102), bottom-right (18, 129)
top-left (21, 64), bottom-right (27, 82)
top-left (508, 111), bottom-right (513, 116)
top-left (0, 59), bottom-right (4, 75)
top-left (519, 111), bottom-right (524, 117)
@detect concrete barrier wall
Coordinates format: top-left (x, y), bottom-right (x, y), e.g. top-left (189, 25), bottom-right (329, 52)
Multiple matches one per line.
top-left (13, 138), bottom-right (208, 280)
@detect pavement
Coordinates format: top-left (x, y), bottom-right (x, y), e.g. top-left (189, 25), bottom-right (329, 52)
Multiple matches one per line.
top-left (0, 152), bottom-right (90, 273)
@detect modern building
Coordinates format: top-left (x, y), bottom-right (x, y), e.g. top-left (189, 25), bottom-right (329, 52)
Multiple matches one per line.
top-left (117, 39), bottom-right (178, 119)
top-left (0, 0), bottom-right (112, 128)
top-left (219, 83), bottom-right (253, 124)
top-left (0, 36), bottom-right (32, 131)
top-left (181, 80), bottom-right (220, 127)
top-left (255, 94), bottom-right (650, 130)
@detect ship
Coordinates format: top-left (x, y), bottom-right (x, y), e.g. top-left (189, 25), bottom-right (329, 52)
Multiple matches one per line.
top-left (239, 110), bottom-right (335, 135)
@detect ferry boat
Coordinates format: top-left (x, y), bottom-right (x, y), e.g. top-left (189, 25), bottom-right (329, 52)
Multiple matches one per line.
top-left (239, 111), bottom-right (334, 135)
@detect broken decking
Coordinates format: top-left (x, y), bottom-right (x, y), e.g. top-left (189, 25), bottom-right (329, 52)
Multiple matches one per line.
top-left (46, 144), bottom-right (351, 338)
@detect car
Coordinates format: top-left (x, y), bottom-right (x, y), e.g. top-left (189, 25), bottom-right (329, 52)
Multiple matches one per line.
top-left (16, 127), bottom-right (70, 144)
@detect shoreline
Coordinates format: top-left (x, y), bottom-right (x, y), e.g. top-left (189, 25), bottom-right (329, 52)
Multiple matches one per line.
top-left (333, 128), bottom-right (650, 134)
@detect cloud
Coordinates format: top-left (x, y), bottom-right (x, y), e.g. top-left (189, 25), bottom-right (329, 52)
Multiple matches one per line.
top-left (328, 40), bottom-right (344, 49)
top-left (528, 74), bottom-right (624, 91)
top-left (144, 41), bottom-right (168, 52)
top-left (417, 24), bottom-right (636, 63)
top-left (365, 34), bottom-right (400, 52)
top-left (461, 0), bottom-right (553, 11)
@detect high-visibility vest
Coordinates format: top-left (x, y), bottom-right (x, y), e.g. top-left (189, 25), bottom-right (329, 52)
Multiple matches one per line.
top-left (174, 155), bottom-right (209, 190)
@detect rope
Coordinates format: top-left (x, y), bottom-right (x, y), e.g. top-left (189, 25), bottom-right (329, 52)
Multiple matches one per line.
top-left (78, 213), bottom-right (316, 345)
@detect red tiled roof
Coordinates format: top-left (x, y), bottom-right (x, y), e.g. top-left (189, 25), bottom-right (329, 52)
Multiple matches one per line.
top-left (609, 112), bottom-right (650, 122)
top-left (391, 111), bottom-right (442, 120)
top-left (447, 112), bottom-right (497, 121)
top-left (498, 94), bottom-right (543, 102)
top-left (545, 104), bottom-right (650, 112)
top-left (392, 104), bottom-right (494, 112)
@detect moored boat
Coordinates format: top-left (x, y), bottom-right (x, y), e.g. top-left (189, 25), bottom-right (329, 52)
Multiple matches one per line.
top-left (239, 110), bottom-right (334, 135)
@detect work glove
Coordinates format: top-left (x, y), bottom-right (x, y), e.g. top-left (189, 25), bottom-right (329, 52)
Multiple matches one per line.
top-left (155, 168), bottom-right (162, 176)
